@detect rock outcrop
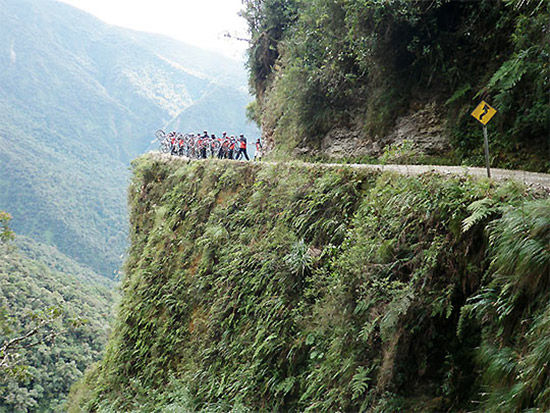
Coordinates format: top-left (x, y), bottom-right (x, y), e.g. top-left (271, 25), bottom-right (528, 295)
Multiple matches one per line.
top-left (319, 102), bottom-right (450, 159)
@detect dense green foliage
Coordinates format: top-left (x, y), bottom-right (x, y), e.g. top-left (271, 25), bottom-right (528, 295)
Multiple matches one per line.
top-left (243, 0), bottom-right (549, 170)
top-left (69, 155), bottom-right (549, 411)
top-left (461, 199), bottom-right (550, 411)
top-left (0, 0), bottom-right (258, 276)
top-left (0, 212), bottom-right (13, 243)
top-left (0, 236), bottom-right (117, 412)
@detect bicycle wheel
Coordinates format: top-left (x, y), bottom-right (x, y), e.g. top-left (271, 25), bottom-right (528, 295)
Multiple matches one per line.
top-left (160, 139), bottom-right (171, 153)
top-left (155, 130), bottom-right (165, 142)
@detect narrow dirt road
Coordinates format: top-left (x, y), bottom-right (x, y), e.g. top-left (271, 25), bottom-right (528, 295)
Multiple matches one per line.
top-left (310, 162), bottom-right (550, 191)
top-left (153, 153), bottom-right (550, 191)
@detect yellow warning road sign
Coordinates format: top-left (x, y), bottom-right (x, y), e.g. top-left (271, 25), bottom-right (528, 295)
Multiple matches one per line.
top-left (471, 101), bottom-right (497, 125)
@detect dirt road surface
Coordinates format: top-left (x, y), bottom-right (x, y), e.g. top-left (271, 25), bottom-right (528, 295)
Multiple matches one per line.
top-left (152, 152), bottom-right (550, 192)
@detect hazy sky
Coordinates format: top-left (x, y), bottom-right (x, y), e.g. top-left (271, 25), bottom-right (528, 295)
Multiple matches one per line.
top-left (57, 0), bottom-right (250, 60)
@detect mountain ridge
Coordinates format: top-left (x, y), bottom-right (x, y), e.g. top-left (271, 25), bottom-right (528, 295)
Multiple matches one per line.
top-left (0, 0), bottom-right (258, 277)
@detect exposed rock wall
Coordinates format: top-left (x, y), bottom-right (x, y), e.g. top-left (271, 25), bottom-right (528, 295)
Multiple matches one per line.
top-left (319, 102), bottom-right (450, 159)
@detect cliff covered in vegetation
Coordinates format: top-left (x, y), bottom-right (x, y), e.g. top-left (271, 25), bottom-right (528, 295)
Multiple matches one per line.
top-left (69, 155), bottom-right (549, 412)
top-left (243, 0), bottom-right (549, 170)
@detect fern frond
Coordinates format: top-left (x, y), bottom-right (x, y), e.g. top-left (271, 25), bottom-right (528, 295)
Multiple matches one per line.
top-left (350, 366), bottom-right (373, 400)
top-left (487, 50), bottom-right (530, 92)
top-left (462, 198), bottom-right (497, 233)
top-left (445, 83), bottom-right (471, 105)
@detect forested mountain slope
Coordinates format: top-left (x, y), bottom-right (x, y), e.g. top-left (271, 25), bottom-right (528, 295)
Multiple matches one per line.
top-left (244, 0), bottom-right (549, 170)
top-left (68, 155), bottom-right (549, 412)
top-left (0, 0), bottom-right (258, 277)
top-left (0, 236), bottom-right (117, 412)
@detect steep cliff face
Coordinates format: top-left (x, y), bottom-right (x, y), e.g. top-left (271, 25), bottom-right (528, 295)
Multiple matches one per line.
top-left (69, 155), bottom-right (549, 412)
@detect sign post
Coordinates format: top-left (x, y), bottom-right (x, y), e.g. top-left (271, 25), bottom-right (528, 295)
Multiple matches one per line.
top-left (483, 125), bottom-right (490, 178)
top-left (471, 101), bottom-right (497, 178)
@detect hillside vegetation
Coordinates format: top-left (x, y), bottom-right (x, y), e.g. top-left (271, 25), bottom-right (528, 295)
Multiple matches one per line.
top-left (0, 235), bottom-right (117, 412)
top-left (68, 155), bottom-right (549, 412)
top-left (243, 0), bottom-right (549, 170)
top-left (0, 0), bottom-right (258, 277)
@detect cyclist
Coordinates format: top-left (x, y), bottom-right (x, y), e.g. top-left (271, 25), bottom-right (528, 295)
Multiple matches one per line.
top-left (169, 132), bottom-right (177, 155)
top-left (199, 133), bottom-right (207, 159)
top-left (228, 135), bottom-right (236, 159)
top-left (218, 133), bottom-right (227, 159)
top-left (178, 135), bottom-right (185, 156)
top-left (236, 134), bottom-right (249, 161)
top-left (221, 135), bottom-right (230, 159)
top-left (210, 134), bottom-right (217, 158)
top-left (187, 133), bottom-right (195, 157)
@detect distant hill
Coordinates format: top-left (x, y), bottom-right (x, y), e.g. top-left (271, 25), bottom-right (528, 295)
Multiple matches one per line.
top-left (0, 0), bottom-right (258, 277)
top-left (0, 236), bottom-right (117, 412)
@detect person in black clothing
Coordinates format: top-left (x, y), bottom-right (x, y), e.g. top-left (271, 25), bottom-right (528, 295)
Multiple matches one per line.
top-left (236, 134), bottom-right (249, 160)
top-left (200, 131), bottom-right (208, 159)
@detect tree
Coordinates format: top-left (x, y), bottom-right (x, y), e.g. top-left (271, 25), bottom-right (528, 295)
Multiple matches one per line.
top-left (0, 307), bottom-right (63, 375)
top-left (0, 236), bottom-right (115, 410)
top-left (242, 0), bottom-right (299, 94)
top-left (0, 211), bottom-right (14, 243)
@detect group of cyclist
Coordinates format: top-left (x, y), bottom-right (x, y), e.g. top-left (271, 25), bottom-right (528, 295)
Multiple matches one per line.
top-left (158, 130), bottom-right (263, 161)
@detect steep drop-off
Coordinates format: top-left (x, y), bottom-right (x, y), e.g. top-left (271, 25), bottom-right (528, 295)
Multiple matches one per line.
top-left (70, 155), bottom-right (549, 412)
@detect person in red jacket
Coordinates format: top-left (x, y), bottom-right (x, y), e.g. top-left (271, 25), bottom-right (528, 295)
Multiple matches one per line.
top-left (236, 134), bottom-right (249, 160)
top-left (169, 132), bottom-right (177, 155)
top-left (228, 135), bottom-right (236, 159)
top-left (220, 133), bottom-right (230, 159)
top-left (177, 136), bottom-right (185, 156)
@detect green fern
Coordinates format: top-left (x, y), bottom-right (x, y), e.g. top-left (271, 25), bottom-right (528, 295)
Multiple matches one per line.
top-left (469, 199), bottom-right (550, 411)
top-left (462, 198), bottom-right (499, 233)
top-left (380, 290), bottom-right (414, 342)
top-left (350, 366), bottom-right (373, 400)
top-left (487, 51), bottom-right (530, 92)
top-left (505, 0), bottom-right (546, 11)
top-left (487, 199), bottom-right (550, 294)
top-left (445, 83), bottom-right (471, 105)
top-left (285, 239), bottom-right (313, 277)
